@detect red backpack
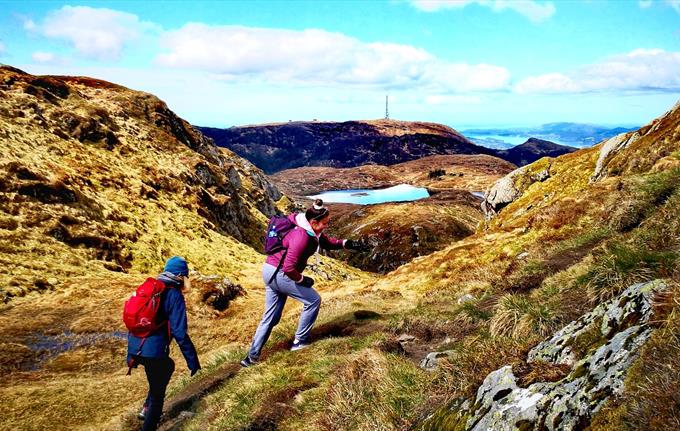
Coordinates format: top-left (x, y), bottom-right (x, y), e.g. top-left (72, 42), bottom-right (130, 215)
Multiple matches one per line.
top-left (123, 278), bottom-right (169, 374)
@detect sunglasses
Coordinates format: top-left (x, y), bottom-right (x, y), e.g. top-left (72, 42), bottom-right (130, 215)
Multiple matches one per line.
top-left (310, 208), bottom-right (329, 221)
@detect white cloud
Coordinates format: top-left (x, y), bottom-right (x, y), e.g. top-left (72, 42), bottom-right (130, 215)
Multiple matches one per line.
top-left (0, 41), bottom-right (5, 56)
top-left (667, 0), bottom-right (680, 13)
top-left (638, 0), bottom-right (652, 8)
top-left (22, 18), bottom-right (37, 31)
top-left (410, 0), bottom-right (556, 23)
top-left (515, 49), bottom-right (680, 94)
top-left (28, 6), bottom-right (159, 61)
top-left (425, 94), bottom-right (482, 105)
top-left (31, 51), bottom-right (66, 65)
top-left (156, 24), bottom-right (510, 92)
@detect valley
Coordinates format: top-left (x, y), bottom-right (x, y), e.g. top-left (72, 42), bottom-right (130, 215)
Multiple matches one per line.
top-left (1, 66), bottom-right (679, 431)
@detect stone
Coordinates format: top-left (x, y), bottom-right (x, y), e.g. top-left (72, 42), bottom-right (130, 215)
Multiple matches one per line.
top-left (481, 161), bottom-right (552, 220)
top-left (457, 294), bottom-right (476, 305)
top-left (445, 280), bottom-right (667, 430)
top-left (420, 351), bottom-right (453, 370)
top-left (397, 334), bottom-right (416, 343)
top-left (591, 132), bottom-right (640, 182)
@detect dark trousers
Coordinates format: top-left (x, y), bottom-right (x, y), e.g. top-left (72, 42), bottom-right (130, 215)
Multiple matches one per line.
top-left (136, 356), bottom-right (175, 431)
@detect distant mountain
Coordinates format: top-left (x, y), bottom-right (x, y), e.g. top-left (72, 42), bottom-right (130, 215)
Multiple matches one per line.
top-left (496, 138), bottom-right (578, 166)
top-left (198, 120), bottom-right (574, 174)
top-left (198, 120), bottom-right (498, 174)
top-left (463, 122), bottom-right (638, 148)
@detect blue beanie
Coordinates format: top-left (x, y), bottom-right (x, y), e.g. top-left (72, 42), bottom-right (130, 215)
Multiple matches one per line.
top-left (163, 256), bottom-right (189, 276)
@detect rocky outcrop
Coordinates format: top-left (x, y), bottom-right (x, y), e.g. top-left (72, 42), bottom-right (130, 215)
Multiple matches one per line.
top-left (419, 279), bottom-right (666, 431)
top-left (481, 160), bottom-right (552, 219)
top-left (591, 98), bottom-right (680, 182)
top-left (590, 132), bottom-right (640, 182)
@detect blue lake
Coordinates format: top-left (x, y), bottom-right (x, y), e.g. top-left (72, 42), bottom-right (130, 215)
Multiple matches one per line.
top-left (308, 184), bottom-right (430, 205)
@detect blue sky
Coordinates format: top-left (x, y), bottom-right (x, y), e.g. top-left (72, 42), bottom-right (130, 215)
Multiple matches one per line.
top-left (0, 0), bottom-right (679, 128)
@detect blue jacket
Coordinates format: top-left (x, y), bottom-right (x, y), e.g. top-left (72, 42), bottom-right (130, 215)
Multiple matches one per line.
top-left (127, 276), bottom-right (200, 372)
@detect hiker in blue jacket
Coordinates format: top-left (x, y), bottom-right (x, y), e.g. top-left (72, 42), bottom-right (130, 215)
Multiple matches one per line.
top-left (127, 256), bottom-right (201, 431)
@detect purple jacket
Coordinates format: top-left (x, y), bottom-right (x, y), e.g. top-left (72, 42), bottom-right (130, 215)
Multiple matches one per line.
top-left (265, 213), bottom-right (345, 282)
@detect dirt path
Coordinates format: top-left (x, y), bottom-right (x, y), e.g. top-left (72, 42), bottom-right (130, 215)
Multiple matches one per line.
top-left (153, 309), bottom-right (384, 430)
top-left (157, 362), bottom-right (241, 431)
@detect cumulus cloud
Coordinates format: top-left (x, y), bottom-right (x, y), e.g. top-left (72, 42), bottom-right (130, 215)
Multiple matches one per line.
top-left (410, 0), bottom-right (556, 23)
top-left (515, 49), bottom-right (680, 94)
top-left (28, 6), bottom-right (159, 61)
top-left (31, 51), bottom-right (67, 65)
top-left (156, 24), bottom-right (510, 92)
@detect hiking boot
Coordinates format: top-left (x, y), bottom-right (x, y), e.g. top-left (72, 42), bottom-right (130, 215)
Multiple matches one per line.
top-left (290, 340), bottom-right (311, 351)
top-left (240, 356), bottom-right (258, 368)
top-left (138, 405), bottom-right (148, 421)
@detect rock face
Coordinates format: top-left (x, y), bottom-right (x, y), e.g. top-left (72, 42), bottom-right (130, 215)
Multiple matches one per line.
top-left (420, 280), bottom-right (666, 431)
top-left (591, 98), bottom-right (680, 182)
top-left (481, 160), bottom-right (552, 219)
top-left (591, 132), bottom-right (641, 182)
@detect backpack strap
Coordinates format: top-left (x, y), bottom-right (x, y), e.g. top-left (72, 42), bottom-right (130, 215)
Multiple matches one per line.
top-left (268, 248), bottom-right (288, 285)
top-left (126, 337), bottom-right (148, 376)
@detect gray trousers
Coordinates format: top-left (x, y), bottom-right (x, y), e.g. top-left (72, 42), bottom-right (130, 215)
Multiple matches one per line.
top-left (247, 263), bottom-right (321, 360)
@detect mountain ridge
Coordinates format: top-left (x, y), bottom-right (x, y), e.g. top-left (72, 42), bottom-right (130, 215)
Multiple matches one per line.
top-left (199, 120), bottom-right (574, 174)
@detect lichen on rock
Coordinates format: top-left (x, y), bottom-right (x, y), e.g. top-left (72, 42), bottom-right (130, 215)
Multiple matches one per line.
top-left (421, 279), bottom-right (667, 431)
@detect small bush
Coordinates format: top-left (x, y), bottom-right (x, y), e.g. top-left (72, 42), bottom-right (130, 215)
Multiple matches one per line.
top-left (581, 242), bottom-right (677, 301)
top-left (489, 293), bottom-right (556, 339)
top-left (532, 198), bottom-right (587, 230)
top-left (319, 349), bottom-right (429, 431)
top-left (456, 301), bottom-right (492, 324)
top-left (428, 169), bottom-right (446, 179)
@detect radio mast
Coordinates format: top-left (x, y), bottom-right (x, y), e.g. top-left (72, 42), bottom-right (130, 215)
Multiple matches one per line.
top-left (385, 95), bottom-right (389, 119)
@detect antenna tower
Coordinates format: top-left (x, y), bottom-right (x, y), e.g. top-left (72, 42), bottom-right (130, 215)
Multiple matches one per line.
top-left (385, 95), bottom-right (389, 119)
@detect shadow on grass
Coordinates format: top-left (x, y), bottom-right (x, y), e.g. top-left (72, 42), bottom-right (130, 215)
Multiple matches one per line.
top-left (269, 309), bottom-right (383, 353)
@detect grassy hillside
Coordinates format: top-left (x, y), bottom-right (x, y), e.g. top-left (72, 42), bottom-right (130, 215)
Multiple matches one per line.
top-left (172, 100), bottom-right (679, 430)
top-left (1, 64), bottom-right (678, 431)
top-left (0, 66), bottom-right (369, 431)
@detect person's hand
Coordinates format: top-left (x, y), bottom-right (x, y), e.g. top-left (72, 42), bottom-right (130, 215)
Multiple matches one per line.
top-left (299, 276), bottom-right (315, 288)
top-left (345, 239), bottom-right (371, 252)
top-left (190, 367), bottom-right (201, 377)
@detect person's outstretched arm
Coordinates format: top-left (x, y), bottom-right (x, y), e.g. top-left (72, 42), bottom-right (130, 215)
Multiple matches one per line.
top-left (319, 233), bottom-right (345, 251)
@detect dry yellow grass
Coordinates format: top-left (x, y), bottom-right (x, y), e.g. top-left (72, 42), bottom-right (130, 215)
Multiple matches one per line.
top-left (3, 66), bottom-right (680, 431)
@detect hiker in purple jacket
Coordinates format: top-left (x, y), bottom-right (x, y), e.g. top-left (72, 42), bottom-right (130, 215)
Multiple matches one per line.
top-left (241, 199), bottom-right (368, 367)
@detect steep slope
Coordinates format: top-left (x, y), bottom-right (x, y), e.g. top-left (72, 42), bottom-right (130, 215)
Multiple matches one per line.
top-left (2, 63), bottom-right (678, 431)
top-left (0, 66), bottom-right (371, 431)
top-left (171, 99), bottom-right (679, 431)
top-left (496, 137), bottom-right (577, 166)
top-left (0, 65), bottom-right (284, 300)
top-left (198, 120), bottom-right (497, 174)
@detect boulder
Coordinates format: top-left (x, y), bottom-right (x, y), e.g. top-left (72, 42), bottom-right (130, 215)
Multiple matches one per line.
top-left (432, 279), bottom-right (666, 430)
top-left (420, 350), bottom-right (454, 370)
top-left (590, 132), bottom-right (640, 182)
top-left (482, 161), bottom-right (552, 219)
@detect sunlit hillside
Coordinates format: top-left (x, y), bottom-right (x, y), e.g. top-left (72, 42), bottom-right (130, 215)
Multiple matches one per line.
top-left (1, 65), bottom-right (678, 431)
